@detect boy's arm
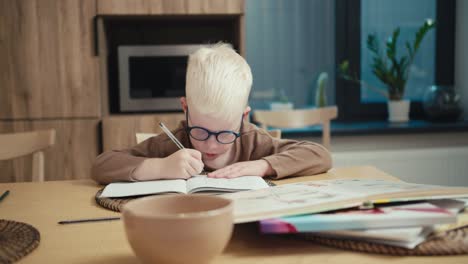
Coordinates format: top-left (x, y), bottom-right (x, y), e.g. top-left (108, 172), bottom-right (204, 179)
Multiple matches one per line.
top-left (208, 130), bottom-right (332, 180)
top-left (260, 139), bottom-right (332, 179)
top-left (91, 143), bottom-right (152, 184)
top-left (91, 135), bottom-right (203, 184)
top-left (92, 135), bottom-right (167, 184)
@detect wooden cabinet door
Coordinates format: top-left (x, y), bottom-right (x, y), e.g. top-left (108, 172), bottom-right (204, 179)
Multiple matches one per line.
top-left (97, 0), bottom-right (244, 15)
top-left (0, 0), bottom-right (100, 119)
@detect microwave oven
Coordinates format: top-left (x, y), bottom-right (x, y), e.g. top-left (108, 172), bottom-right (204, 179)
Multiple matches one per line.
top-left (117, 44), bottom-right (206, 112)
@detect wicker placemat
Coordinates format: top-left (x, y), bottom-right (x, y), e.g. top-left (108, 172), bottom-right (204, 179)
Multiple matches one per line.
top-left (95, 189), bottom-right (134, 212)
top-left (302, 225), bottom-right (468, 256)
top-left (0, 219), bottom-right (40, 263)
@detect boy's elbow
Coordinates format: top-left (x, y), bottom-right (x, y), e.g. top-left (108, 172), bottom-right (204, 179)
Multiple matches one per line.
top-left (322, 150), bottom-right (333, 172)
top-left (90, 152), bottom-right (112, 185)
top-left (91, 160), bottom-right (106, 184)
top-left (316, 147), bottom-right (333, 173)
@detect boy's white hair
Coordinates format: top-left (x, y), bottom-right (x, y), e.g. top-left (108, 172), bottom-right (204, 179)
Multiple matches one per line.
top-left (186, 43), bottom-right (252, 123)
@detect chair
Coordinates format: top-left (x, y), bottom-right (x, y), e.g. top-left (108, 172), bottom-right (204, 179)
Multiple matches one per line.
top-left (136, 133), bottom-right (158, 144)
top-left (0, 129), bottom-right (56, 182)
top-left (253, 106), bottom-right (338, 149)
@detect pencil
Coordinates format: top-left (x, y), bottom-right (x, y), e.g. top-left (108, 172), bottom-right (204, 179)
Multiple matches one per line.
top-left (159, 122), bottom-right (206, 175)
top-left (0, 190), bottom-right (9, 203)
top-left (58, 216), bottom-right (121, 225)
top-left (159, 122), bottom-right (185, 149)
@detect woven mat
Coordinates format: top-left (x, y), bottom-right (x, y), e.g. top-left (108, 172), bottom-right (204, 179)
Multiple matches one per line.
top-left (302, 225), bottom-right (468, 256)
top-left (95, 179), bottom-right (276, 212)
top-left (0, 219), bottom-right (40, 263)
top-left (95, 189), bottom-right (133, 212)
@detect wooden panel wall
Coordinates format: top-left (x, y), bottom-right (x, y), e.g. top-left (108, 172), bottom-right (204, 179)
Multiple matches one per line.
top-left (102, 114), bottom-right (185, 151)
top-left (0, 120), bottom-right (100, 182)
top-left (0, 0), bottom-right (245, 182)
top-left (97, 0), bottom-right (244, 15)
top-left (0, 0), bottom-right (100, 119)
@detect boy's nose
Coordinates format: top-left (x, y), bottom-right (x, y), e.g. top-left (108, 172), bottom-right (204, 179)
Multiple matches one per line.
top-left (204, 135), bottom-right (220, 149)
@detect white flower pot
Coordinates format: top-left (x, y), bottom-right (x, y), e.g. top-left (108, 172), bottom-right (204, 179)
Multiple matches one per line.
top-left (387, 100), bottom-right (410, 122)
top-left (270, 102), bottom-right (294, 111)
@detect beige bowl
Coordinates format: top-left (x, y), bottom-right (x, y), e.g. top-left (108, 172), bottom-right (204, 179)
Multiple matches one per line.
top-left (122, 195), bottom-right (234, 264)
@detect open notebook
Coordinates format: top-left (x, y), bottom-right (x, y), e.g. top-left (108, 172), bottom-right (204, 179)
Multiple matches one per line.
top-left (99, 175), bottom-right (269, 198)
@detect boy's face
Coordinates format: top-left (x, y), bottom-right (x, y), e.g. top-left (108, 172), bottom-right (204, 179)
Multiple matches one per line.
top-left (186, 108), bottom-right (241, 169)
top-left (180, 97), bottom-right (250, 170)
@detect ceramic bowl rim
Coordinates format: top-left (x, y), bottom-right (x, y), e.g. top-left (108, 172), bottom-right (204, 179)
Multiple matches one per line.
top-left (122, 194), bottom-right (233, 220)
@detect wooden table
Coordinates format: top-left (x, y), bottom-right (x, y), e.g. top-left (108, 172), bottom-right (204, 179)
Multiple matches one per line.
top-left (1, 166), bottom-right (467, 263)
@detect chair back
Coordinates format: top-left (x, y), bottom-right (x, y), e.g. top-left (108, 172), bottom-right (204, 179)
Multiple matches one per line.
top-left (0, 129), bottom-right (56, 181)
top-left (136, 133), bottom-right (158, 144)
top-left (267, 129), bottom-right (282, 139)
top-left (253, 106), bottom-right (338, 148)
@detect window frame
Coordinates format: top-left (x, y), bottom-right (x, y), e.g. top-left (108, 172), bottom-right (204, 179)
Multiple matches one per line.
top-left (335, 0), bottom-right (455, 121)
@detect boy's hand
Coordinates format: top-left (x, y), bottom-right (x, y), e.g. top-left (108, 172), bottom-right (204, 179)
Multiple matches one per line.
top-left (133, 149), bottom-right (204, 180)
top-left (207, 160), bottom-right (275, 178)
top-left (162, 149), bottom-right (204, 179)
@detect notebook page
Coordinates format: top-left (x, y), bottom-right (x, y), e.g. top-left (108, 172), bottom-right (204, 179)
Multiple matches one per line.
top-left (186, 175), bottom-right (269, 193)
top-left (100, 179), bottom-right (187, 198)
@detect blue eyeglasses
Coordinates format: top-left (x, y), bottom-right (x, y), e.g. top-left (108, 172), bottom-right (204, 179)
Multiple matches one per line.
top-left (185, 109), bottom-right (243, 144)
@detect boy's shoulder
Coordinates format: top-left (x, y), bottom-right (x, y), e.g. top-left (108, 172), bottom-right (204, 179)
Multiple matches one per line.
top-left (241, 122), bottom-right (276, 141)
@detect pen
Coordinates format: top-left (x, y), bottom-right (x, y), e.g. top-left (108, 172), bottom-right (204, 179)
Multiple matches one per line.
top-left (159, 122), bottom-right (185, 149)
top-left (58, 216), bottom-right (121, 225)
top-left (0, 190), bottom-right (9, 203)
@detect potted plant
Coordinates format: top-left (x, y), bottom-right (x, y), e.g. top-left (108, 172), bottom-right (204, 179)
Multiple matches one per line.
top-left (339, 19), bottom-right (435, 122)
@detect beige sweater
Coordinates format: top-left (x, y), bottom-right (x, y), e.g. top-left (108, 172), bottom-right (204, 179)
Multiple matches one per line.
top-left (91, 121), bottom-right (332, 184)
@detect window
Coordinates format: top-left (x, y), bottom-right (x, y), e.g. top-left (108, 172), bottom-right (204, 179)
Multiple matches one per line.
top-left (336, 0), bottom-right (455, 121)
top-left (245, 0), bottom-right (455, 122)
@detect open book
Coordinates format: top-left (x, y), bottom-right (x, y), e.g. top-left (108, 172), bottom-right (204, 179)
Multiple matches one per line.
top-left (221, 178), bottom-right (468, 223)
top-left (100, 175), bottom-right (269, 198)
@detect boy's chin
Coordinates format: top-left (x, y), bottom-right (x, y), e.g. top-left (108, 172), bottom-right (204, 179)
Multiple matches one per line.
top-left (203, 157), bottom-right (229, 170)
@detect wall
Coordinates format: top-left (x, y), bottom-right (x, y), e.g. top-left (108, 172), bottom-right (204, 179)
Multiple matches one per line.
top-left (245, 0), bottom-right (335, 109)
top-left (456, 0), bottom-right (468, 120)
top-left (293, 132), bottom-right (468, 187)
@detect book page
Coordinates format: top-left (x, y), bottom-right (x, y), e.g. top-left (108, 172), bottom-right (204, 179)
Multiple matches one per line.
top-left (186, 175), bottom-right (269, 193)
top-left (100, 179), bottom-right (187, 198)
top-left (222, 182), bottom-right (365, 223)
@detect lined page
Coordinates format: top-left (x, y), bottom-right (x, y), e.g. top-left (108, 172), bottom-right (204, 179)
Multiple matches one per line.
top-left (100, 179), bottom-right (187, 198)
top-left (186, 175), bottom-right (269, 193)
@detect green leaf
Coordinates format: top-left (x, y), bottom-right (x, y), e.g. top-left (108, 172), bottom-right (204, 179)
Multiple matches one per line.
top-left (386, 27), bottom-right (400, 59)
top-left (412, 20), bottom-right (436, 59)
top-left (367, 34), bottom-right (380, 55)
top-left (405, 41), bottom-right (413, 59)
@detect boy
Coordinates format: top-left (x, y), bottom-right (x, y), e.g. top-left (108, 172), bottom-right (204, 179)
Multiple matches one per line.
top-left (92, 44), bottom-right (332, 184)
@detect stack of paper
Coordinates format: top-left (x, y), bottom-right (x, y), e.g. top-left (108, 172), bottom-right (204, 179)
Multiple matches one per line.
top-left (219, 178), bottom-right (468, 249)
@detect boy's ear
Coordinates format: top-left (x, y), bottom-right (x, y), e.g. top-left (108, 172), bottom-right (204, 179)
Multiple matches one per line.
top-left (180, 97), bottom-right (188, 112)
top-left (243, 106), bottom-right (251, 119)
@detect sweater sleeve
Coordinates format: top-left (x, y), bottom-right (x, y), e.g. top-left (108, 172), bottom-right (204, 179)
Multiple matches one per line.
top-left (91, 139), bottom-right (156, 184)
top-left (248, 130), bottom-right (332, 179)
top-left (91, 123), bottom-right (188, 184)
